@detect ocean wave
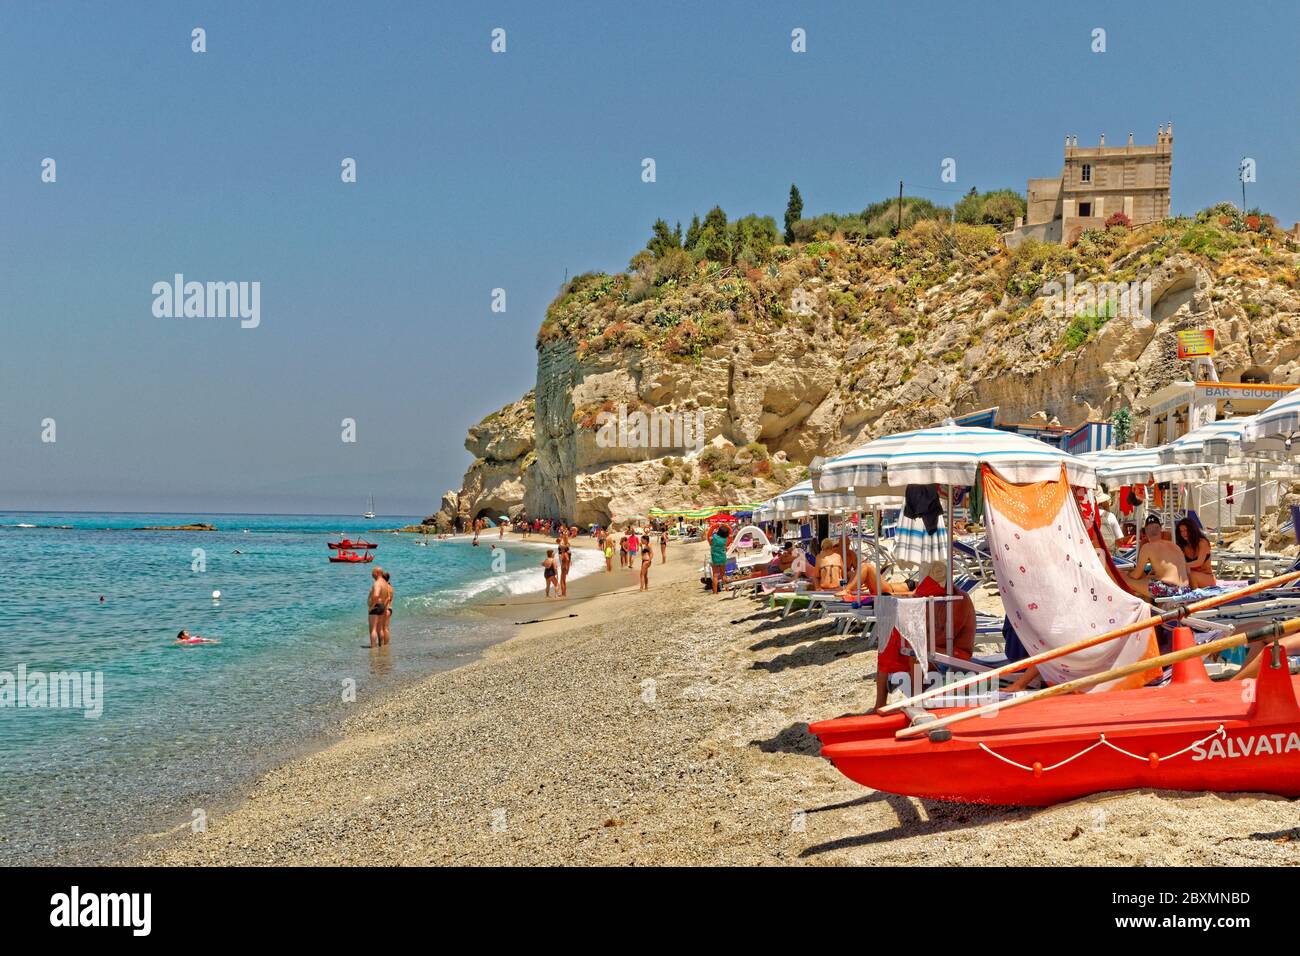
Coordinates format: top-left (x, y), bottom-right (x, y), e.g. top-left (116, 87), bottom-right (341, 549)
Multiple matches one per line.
top-left (403, 546), bottom-right (605, 612)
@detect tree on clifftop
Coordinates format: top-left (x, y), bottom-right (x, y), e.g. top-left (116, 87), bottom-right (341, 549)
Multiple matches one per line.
top-left (784, 183), bottom-right (803, 243)
top-left (646, 218), bottom-right (682, 258)
top-left (684, 214), bottom-right (702, 250)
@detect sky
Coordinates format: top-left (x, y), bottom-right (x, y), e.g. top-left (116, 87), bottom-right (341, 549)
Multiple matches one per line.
top-left (1, 0), bottom-right (1296, 515)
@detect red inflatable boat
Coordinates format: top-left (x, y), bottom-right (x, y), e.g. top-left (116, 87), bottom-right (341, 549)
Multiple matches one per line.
top-left (810, 641), bottom-right (1300, 806)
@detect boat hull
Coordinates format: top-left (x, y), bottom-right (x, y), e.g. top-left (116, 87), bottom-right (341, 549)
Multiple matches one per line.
top-left (810, 653), bottom-right (1300, 806)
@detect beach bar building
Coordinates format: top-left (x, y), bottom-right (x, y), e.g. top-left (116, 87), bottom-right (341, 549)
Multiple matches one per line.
top-left (1141, 380), bottom-right (1300, 446)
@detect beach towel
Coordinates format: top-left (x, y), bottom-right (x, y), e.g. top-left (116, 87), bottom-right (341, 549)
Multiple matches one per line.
top-left (894, 484), bottom-right (947, 567)
top-left (983, 464), bottom-right (1161, 691)
top-left (875, 594), bottom-right (932, 674)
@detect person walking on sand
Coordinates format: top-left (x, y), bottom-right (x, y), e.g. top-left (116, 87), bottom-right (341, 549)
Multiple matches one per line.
top-left (619, 532), bottom-right (628, 568)
top-left (659, 528), bottom-right (668, 564)
top-left (709, 523), bottom-right (731, 594)
top-left (604, 537), bottom-right (614, 572)
top-left (627, 528), bottom-right (639, 568)
top-left (639, 536), bottom-right (653, 590)
top-left (542, 549), bottom-right (558, 597)
top-left (557, 534), bottom-right (572, 597)
top-left (367, 567), bottom-right (393, 649)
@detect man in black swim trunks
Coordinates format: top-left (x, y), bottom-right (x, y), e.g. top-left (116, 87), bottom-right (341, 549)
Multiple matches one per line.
top-left (367, 567), bottom-right (392, 648)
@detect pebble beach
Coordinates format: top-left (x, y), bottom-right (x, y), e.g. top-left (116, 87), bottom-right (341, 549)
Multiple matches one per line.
top-left (136, 539), bottom-right (1300, 866)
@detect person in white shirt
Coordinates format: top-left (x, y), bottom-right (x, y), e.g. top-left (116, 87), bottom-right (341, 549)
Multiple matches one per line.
top-left (1097, 491), bottom-right (1124, 548)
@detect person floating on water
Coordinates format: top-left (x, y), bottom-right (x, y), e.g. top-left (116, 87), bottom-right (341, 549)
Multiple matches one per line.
top-left (175, 629), bottom-right (219, 646)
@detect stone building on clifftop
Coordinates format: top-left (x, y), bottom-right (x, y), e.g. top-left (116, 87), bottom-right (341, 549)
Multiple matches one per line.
top-left (1005, 125), bottom-right (1173, 248)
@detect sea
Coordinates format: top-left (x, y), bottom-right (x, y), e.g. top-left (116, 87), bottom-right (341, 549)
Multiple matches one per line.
top-left (0, 512), bottom-right (602, 864)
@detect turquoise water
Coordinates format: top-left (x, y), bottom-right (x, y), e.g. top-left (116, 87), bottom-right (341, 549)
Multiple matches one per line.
top-left (0, 512), bottom-right (601, 863)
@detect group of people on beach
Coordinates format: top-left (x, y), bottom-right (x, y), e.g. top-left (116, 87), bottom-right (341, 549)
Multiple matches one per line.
top-left (594, 525), bottom-right (667, 591)
top-left (541, 532), bottom-right (574, 598)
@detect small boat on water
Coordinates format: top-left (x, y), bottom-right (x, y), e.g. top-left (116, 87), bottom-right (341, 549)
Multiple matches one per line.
top-left (328, 534), bottom-right (377, 564)
top-left (363, 495), bottom-right (376, 520)
top-left (329, 550), bottom-right (374, 563)
top-left (328, 537), bottom-right (378, 550)
top-left (810, 636), bottom-right (1300, 807)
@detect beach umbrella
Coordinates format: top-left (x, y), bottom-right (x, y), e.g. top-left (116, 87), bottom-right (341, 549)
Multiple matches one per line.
top-left (1078, 446), bottom-right (1208, 489)
top-left (762, 479), bottom-right (861, 516)
top-left (813, 421), bottom-right (1097, 493)
top-left (1159, 417), bottom-right (1254, 465)
top-left (815, 422), bottom-right (1095, 661)
top-left (1242, 388), bottom-right (1300, 452)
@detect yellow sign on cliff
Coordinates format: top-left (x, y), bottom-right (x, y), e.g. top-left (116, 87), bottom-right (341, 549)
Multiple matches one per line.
top-left (1177, 329), bottom-right (1215, 359)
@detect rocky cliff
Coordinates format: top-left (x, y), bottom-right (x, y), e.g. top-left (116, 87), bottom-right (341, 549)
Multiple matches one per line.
top-left (442, 207), bottom-right (1300, 527)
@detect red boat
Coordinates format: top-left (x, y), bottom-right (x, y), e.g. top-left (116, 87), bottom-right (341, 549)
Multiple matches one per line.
top-left (328, 550), bottom-right (374, 563)
top-left (810, 638), bottom-right (1300, 807)
top-left (328, 535), bottom-right (377, 564)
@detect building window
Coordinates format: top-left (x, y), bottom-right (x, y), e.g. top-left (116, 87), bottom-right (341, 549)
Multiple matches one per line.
top-left (1081, 163), bottom-right (1091, 183)
top-left (1079, 202), bottom-right (1092, 217)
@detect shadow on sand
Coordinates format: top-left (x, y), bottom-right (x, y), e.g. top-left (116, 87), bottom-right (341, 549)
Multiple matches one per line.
top-left (798, 794), bottom-right (1031, 856)
top-left (752, 632), bottom-right (873, 672)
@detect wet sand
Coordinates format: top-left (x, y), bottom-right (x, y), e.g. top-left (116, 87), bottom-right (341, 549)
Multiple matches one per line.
top-left (137, 539), bottom-right (1300, 866)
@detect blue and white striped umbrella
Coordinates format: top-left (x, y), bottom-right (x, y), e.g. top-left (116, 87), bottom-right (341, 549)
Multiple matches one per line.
top-left (1160, 417), bottom-right (1254, 465)
top-left (1078, 446), bottom-right (1208, 488)
top-left (814, 423), bottom-right (1097, 492)
top-left (1244, 389), bottom-right (1300, 453)
top-left (755, 480), bottom-right (899, 520)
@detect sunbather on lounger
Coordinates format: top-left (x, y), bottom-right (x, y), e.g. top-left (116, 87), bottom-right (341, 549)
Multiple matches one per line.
top-left (816, 539), bottom-right (844, 590)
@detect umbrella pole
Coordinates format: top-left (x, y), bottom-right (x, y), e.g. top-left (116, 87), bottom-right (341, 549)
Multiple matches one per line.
top-left (854, 498), bottom-right (862, 597)
top-left (1255, 459), bottom-right (1263, 581)
top-left (840, 506), bottom-right (847, 588)
top-left (945, 483), bottom-right (954, 655)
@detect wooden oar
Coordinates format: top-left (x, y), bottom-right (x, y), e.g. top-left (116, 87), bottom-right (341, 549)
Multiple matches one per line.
top-left (896, 616), bottom-right (1300, 739)
top-left (880, 570), bottom-right (1300, 715)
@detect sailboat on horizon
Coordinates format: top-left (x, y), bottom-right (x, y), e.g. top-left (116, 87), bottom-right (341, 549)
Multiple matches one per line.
top-left (363, 494), bottom-right (376, 520)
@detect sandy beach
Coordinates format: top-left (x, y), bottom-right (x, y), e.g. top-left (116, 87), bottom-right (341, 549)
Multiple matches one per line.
top-left (131, 535), bottom-right (1300, 867)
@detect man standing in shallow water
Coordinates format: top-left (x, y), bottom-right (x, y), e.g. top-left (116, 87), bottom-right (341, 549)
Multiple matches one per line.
top-left (367, 567), bottom-right (393, 648)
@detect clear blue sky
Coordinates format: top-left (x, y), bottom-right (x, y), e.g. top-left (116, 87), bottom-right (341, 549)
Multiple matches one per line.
top-left (2, 0), bottom-right (1295, 514)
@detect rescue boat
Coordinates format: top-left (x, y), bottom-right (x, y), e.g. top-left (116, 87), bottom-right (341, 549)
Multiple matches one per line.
top-left (810, 636), bottom-right (1300, 806)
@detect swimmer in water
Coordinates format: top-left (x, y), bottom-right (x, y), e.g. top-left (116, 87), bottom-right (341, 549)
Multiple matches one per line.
top-left (175, 629), bottom-right (219, 645)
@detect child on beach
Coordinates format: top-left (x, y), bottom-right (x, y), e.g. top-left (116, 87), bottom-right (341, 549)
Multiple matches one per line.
top-left (542, 550), bottom-right (558, 597)
top-left (604, 539), bottom-right (614, 572)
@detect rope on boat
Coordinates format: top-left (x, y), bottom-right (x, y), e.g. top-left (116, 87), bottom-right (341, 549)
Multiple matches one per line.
top-left (977, 724), bottom-right (1227, 774)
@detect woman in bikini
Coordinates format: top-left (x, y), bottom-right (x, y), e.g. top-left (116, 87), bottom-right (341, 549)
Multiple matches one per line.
top-left (639, 534), bottom-right (653, 590)
top-left (659, 528), bottom-right (668, 564)
top-left (1176, 517), bottom-right (1215, 590)
top-left (557, 534), bottom-right (572, 596)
